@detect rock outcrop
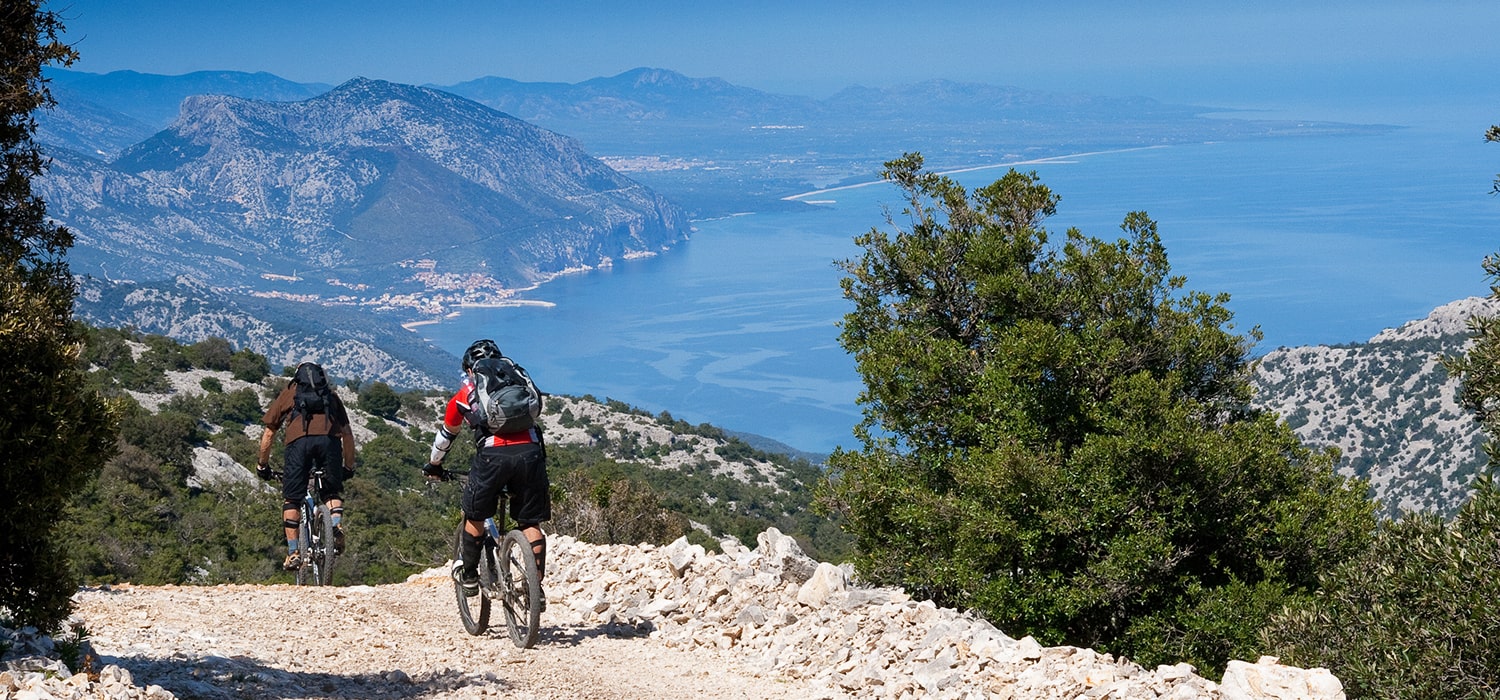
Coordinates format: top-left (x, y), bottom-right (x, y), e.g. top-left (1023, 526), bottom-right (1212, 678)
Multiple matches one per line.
top-left (546, 528), bottom-right (1343, 699)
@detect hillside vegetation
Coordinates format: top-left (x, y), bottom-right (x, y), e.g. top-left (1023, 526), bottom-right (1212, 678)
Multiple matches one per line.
top-left (1252, 296), bottom-right (1499, 517)
top-left (62, 325), bottom-right (849, 590)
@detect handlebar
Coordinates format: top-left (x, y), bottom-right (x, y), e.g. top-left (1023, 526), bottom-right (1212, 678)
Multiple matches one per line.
top-left (430, 468), bottom-right (469, 483)
top-left (265, 467), bottom-right (329, 484)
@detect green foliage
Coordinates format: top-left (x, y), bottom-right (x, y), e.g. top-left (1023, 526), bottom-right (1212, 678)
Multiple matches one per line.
top-left (185, 336), bottom-right (233, 371)
top-left (550, 468), bottom-right (690, 546)
top-left (819, 153), bottom-right (1374, 674)
top-left (229, 347), bottom-right (270, 382)
top-left (1263, 476), bottom-right (1500, 699)
top-left (1284, 231), bottom-right (1500, 698)
top-left (1489, 124), bottom-right (1500, 195)
top-left (358, 380), bottom-right (402, 419)
top-left (0, 1), bottom-right (120, 633)
top-left (52, 621), bottom-right (89, 673)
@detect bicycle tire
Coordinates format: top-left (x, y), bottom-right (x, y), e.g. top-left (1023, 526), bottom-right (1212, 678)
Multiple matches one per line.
top-left (295, 511), bottom-right (314, 586)
top-left (312, 503), bottom-right (336, 586)
top-left (498, 530), bottom-right (542, 649)
top-left (453, 522), bottom-right (490, 635)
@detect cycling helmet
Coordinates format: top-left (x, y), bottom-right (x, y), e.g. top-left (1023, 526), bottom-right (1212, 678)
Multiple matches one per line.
top-left (461, 338), bottom-right (501, 372)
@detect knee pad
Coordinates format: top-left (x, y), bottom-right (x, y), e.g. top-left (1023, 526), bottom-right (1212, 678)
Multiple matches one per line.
top-left (283, 518), bottom-right (301, 530)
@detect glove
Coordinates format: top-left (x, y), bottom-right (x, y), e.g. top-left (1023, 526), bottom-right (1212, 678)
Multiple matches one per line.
top-left (257, 464), bottom-right (274, 481)
top-left (422, 463), bottom-right (447, 480)
top-left (342, 466), bottom-right (356, 480)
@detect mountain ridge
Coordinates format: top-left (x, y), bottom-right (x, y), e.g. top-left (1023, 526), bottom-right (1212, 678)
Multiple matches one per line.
top-left (41, 76), bottom-right (689, 316)
top-left (1251, 295), bottom-right (1497, 517)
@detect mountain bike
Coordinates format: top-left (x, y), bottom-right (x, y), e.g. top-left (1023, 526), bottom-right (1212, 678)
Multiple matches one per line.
top-left (440, 471), bottom-right (543, 648)
top-left (274, 466), bottom-right (337, 586)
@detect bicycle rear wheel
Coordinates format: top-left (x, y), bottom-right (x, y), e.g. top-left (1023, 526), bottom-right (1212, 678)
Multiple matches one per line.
top-left (295, 512), bottom-right (314, 586)
top-left (498, 530), bottom-right (542, 649)
top-left (453, 523), bottom-right (490, 635)
top-left (310, 504), bottom-right (336, 585)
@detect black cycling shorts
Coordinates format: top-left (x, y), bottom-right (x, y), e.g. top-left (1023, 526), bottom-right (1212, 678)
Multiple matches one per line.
top-left (462, 441), bottom-right (550, 525)
top-left (282, 433), bottom-right (345, 504)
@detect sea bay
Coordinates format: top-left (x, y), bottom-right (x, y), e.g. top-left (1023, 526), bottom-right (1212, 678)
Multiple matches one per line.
top-left (419, 120), bottom-right (1500, 454)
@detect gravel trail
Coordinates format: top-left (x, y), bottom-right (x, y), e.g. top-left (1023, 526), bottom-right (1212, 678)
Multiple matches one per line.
top-left (73, 572), bottom-right (814, 700)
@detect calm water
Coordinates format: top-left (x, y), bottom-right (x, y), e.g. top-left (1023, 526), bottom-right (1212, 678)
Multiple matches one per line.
top-left (420, 120), bottom-right (1500, 454)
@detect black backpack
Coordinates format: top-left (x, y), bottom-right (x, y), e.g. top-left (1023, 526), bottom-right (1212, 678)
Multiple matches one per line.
top-left (291, 362), bottom-right (341, 429)
top-left (467, 356), bottom-right (539, 436)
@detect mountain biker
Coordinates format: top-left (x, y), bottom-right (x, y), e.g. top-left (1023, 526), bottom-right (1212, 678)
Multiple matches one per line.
top-left (257, 361), bottom-right (358, 571)
top-left (425, 339), bottom-right (550, 604)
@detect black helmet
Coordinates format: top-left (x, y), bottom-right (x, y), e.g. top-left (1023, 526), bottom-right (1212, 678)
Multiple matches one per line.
top-left (462, 339), bottom-right (501, 372)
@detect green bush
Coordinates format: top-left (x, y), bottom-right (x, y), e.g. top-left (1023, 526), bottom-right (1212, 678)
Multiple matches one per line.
top-left (1263, 477), bottom-right (1500, 699)
top-left (550, 468), bottom-right (689, 546)
top-left (358, 380), bottom-right (402, 420)
top-left (186, 337), bottom-right (233, 371)
top-left (229, 348), bottom-right (270, 383)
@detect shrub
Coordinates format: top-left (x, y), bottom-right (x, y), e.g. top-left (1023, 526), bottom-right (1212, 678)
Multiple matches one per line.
top-left (1263, 476), bottom-right (1500, 698)
top-left (358, 380), bottom-right (402, 420)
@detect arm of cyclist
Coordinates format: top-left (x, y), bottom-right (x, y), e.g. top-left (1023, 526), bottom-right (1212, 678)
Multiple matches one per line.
top-left (257, 384), bottom-right (294, 481)
top-left (425, 415), bottom-right (464, 480)
top-left (338, 423), bottom-right (357, 478)
top-left (256, 424), bottom-right (277, 481)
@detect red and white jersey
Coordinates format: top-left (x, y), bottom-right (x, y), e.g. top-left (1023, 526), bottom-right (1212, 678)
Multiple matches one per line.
top-left (443, 378), bottom-right (539, 447)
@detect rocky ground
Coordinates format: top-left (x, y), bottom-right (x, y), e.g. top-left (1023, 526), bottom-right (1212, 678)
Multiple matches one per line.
top-left (4, 530), bottom-right (1344, 700)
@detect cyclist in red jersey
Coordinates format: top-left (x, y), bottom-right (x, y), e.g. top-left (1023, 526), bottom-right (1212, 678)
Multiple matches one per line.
top-left (425, 339), bottom-right (550, 603)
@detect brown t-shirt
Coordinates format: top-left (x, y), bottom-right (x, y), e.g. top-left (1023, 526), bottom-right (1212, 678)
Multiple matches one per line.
top-left (262, 383), bottom-right (357, 468)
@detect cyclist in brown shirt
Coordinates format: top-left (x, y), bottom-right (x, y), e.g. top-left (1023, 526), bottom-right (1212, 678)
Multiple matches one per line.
top-left (257, 362), bottom-right (358, 570)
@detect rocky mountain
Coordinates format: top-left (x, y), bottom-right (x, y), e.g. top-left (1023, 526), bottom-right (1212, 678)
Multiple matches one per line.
top-left (38, 77), bottom-right (689, 315)
top-left (34, 85), bottom-right (157, 160)
top-left (438, 67), bottom-right (822, 124)
top-left (1251, 296), bottom-right (1499, 517)
top-left (77, 276), bottom-right (454, 388)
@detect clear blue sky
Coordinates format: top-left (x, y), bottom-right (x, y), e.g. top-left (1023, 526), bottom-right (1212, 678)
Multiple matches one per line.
top-left (52, 1), bottom-right (1500, 114)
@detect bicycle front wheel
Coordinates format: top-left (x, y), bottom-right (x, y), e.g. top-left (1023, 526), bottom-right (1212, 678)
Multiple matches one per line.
top-left (498, 530), bottom-right (541, 649)
top-left (453, 522), bottom-right (490, 635)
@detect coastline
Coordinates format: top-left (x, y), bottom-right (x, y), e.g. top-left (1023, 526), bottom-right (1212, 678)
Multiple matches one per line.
top-left (781, 146), bottom-right (1168, 201)
top-left (400, 299), bottom-right (557, 330)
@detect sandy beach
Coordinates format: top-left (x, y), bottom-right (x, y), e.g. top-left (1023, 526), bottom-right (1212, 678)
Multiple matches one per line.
top-left (781, 146), bottom-right (1166, 201)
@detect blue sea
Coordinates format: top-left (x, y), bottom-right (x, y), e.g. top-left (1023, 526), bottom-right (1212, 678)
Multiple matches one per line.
top-left (419, 114), bottom-right (1500, 454)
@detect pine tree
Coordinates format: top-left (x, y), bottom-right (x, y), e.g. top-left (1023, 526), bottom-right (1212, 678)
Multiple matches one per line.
top-left (0, 0), bottom-right (118, 631)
